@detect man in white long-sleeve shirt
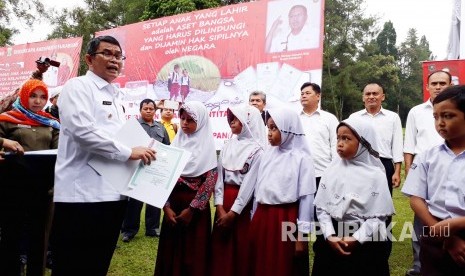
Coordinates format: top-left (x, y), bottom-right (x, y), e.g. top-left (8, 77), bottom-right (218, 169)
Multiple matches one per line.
top-left (299, 82), bottom-right (339, 187)
top-left (52, 36), bottom-right (156, 276)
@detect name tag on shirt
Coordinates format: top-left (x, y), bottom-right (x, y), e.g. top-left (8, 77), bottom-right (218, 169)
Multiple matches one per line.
top-left (102, 101), bottom-right (112, 105)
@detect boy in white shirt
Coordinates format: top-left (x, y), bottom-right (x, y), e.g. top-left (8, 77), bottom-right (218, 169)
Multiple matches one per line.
top-left (402, 85), bottom-right (465, 275)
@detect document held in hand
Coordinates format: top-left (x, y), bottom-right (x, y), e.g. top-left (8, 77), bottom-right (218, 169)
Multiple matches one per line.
top-left (88, 118), bottom-right (191, 208)
top-left (126, 139), bottom-right (191, 208)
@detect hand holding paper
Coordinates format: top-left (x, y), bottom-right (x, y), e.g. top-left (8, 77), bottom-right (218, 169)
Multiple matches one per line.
top-left (129, 145), bottom-right (156, 165)
top-left (89, 119), bottom-right (191, 208)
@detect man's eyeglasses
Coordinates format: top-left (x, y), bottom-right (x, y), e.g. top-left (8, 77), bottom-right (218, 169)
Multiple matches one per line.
top-left (91, 50), bottom-right (126, 61)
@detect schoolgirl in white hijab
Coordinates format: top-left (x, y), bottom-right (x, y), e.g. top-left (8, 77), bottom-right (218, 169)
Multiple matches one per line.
top-left (171, 101), bottom-right (217, 177)
top-left (247, 107), bottom-right (316, 276)
top-left (312, 117), bottom-right (395, 276)
top-left (212, 104), bottom-right (267, 276)
top-left (214, 104), bottom-right (267, 214)
top-left (155, 101), bottom-right (218, 276)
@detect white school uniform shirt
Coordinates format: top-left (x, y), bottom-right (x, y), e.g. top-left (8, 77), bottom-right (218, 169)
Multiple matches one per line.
top-left (404, 100), bottom-right (443, 155)
top-left (299, 108), bottom-right (339, 177)
top-left (402, 143), bottom-right (465, 219)
top-left (214, 153), bottom-right (262, 214)
top-left (349, 108), bottom-right (403, 163)
top-left (180, 76), bottom-right (189, 86)
top-left (170, 71), bottom-right (181, 84)
top-left (54, 71), bottom-right (132, 203)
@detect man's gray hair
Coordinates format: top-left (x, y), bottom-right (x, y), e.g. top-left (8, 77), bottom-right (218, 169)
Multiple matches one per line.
top-left (249, 91), bottom-right (267, 103)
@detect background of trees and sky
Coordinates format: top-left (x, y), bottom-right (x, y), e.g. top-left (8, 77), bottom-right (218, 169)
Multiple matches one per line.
top-left (1, 0), bottom-right (437, 124)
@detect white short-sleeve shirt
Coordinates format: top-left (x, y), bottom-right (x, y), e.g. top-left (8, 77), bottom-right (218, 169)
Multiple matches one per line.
top-left (349, 108), bottom-right (403, 163)
top-left (402, 143), bottom-right (465, 219)
top-left (404, 100), bottom-right (443, 155)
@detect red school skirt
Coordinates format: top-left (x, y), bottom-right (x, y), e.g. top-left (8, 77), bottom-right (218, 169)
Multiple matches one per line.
top-left (247, 202), bottom-right (309, 276)
top-left (211, 184), bottom-right (252, 276)
top-left (180, 85), bottom-right (190, 98)
top-left (154, 185), bottom-right (211, 276)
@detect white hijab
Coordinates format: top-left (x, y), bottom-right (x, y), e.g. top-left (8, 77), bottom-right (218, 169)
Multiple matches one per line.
top-left (172, 101), bottom-right (217, 177)
top-left (314, 117), bottom-right (395, 219)
top-left (221, 105), bottom-right (267, 171)
top-left (255, 107), bottom-right (316, 204)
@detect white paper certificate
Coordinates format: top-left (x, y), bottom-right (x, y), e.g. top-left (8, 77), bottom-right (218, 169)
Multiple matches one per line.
top-left (88, 118), bottom-right (191, 208)
top-left (125, 140), bottom-right (191, 208)
top-left (233, 65), bottom-right (257, 97)
top-left (268, 63), bottom-right (303, 101)
top-left (256, 62), bottom-right (279, 93)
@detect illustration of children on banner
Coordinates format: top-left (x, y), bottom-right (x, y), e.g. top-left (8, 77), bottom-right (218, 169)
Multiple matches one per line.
top-left (168, 64), bottom-right (181, 101)
top-left (180, 69), bottom-right (190, 102)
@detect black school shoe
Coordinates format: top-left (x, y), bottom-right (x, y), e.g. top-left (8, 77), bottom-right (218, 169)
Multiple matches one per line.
top-left (121, 234), bottom-right (134, 242)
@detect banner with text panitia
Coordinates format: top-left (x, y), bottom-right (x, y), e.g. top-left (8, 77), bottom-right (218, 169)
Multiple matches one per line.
top-left (96, 0), bottom-right (325, 148)
top-left (0, 37), bottom-right (83, 111)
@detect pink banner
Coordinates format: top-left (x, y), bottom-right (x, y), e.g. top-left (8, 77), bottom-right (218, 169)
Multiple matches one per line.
top-left (97, 0), bottom-right (325, 148)
top-left (0, 37), bottom-right (83, 95)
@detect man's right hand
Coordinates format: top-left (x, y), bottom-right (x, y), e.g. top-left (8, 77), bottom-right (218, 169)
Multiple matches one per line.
top-left (130, 146), bottom-right (156, 165)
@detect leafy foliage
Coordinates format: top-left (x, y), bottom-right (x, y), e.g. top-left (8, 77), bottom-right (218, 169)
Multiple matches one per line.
top-left (376, 21), bottom-right (398, 58)
top-left (322, 0), bottom-right (433, 124)
top-left (45, 0), bottom-right (147, 74)
top-left (0, 0), bottom-right (45, 46)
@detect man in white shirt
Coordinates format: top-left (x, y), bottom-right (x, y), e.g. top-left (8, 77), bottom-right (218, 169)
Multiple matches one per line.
top-left (249, 91), bottom-right (268, 125)
top-left (403, 70), bottom-right (452, 276)
top-left (299, 82), bottom-right (339, 187)
top-left (52, 36), bottom-right (156, 275)
top-left (349, 82), bottom-right (404, 258)
top-left (350, 83), bottom-right (404, 193)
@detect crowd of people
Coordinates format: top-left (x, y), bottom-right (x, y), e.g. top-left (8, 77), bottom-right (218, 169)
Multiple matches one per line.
top-left (1, 35), bottom-right (465, 276)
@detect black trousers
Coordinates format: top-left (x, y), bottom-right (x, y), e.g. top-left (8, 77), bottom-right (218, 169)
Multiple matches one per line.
top-left (379, 157), bottom-right (394, 196)
top-left (121, 197), bottom-right (160, 237)
top-left (379, 157), bottom-right (394, 255)
top-left (51, 200), bottom-right (127, 276)
top-left (420, 233), bottom-right (465, 276)
top-left (312, 219), bottom-right (390, 276)
top-left (0, 158), bottom-right (54, 276)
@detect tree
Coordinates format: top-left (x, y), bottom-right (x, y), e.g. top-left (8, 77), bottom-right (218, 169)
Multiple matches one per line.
top-left (397, 28), bottom-right (433, 124)
top-left (0, 0), bottom-right (45, 46)
top-left (376, 21), bottom-right (398, 59)
top-left (321, 0), bottom-right (378, 120)
top-left (46, 0), bottom-right (147, 75)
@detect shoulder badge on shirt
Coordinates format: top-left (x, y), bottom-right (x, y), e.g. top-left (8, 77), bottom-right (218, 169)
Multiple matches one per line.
top-left (239, 163), bottom-right (250, 174)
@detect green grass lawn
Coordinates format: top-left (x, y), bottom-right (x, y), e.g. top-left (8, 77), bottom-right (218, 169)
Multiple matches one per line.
top-left (99, 188), bottom-right (415, 276)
